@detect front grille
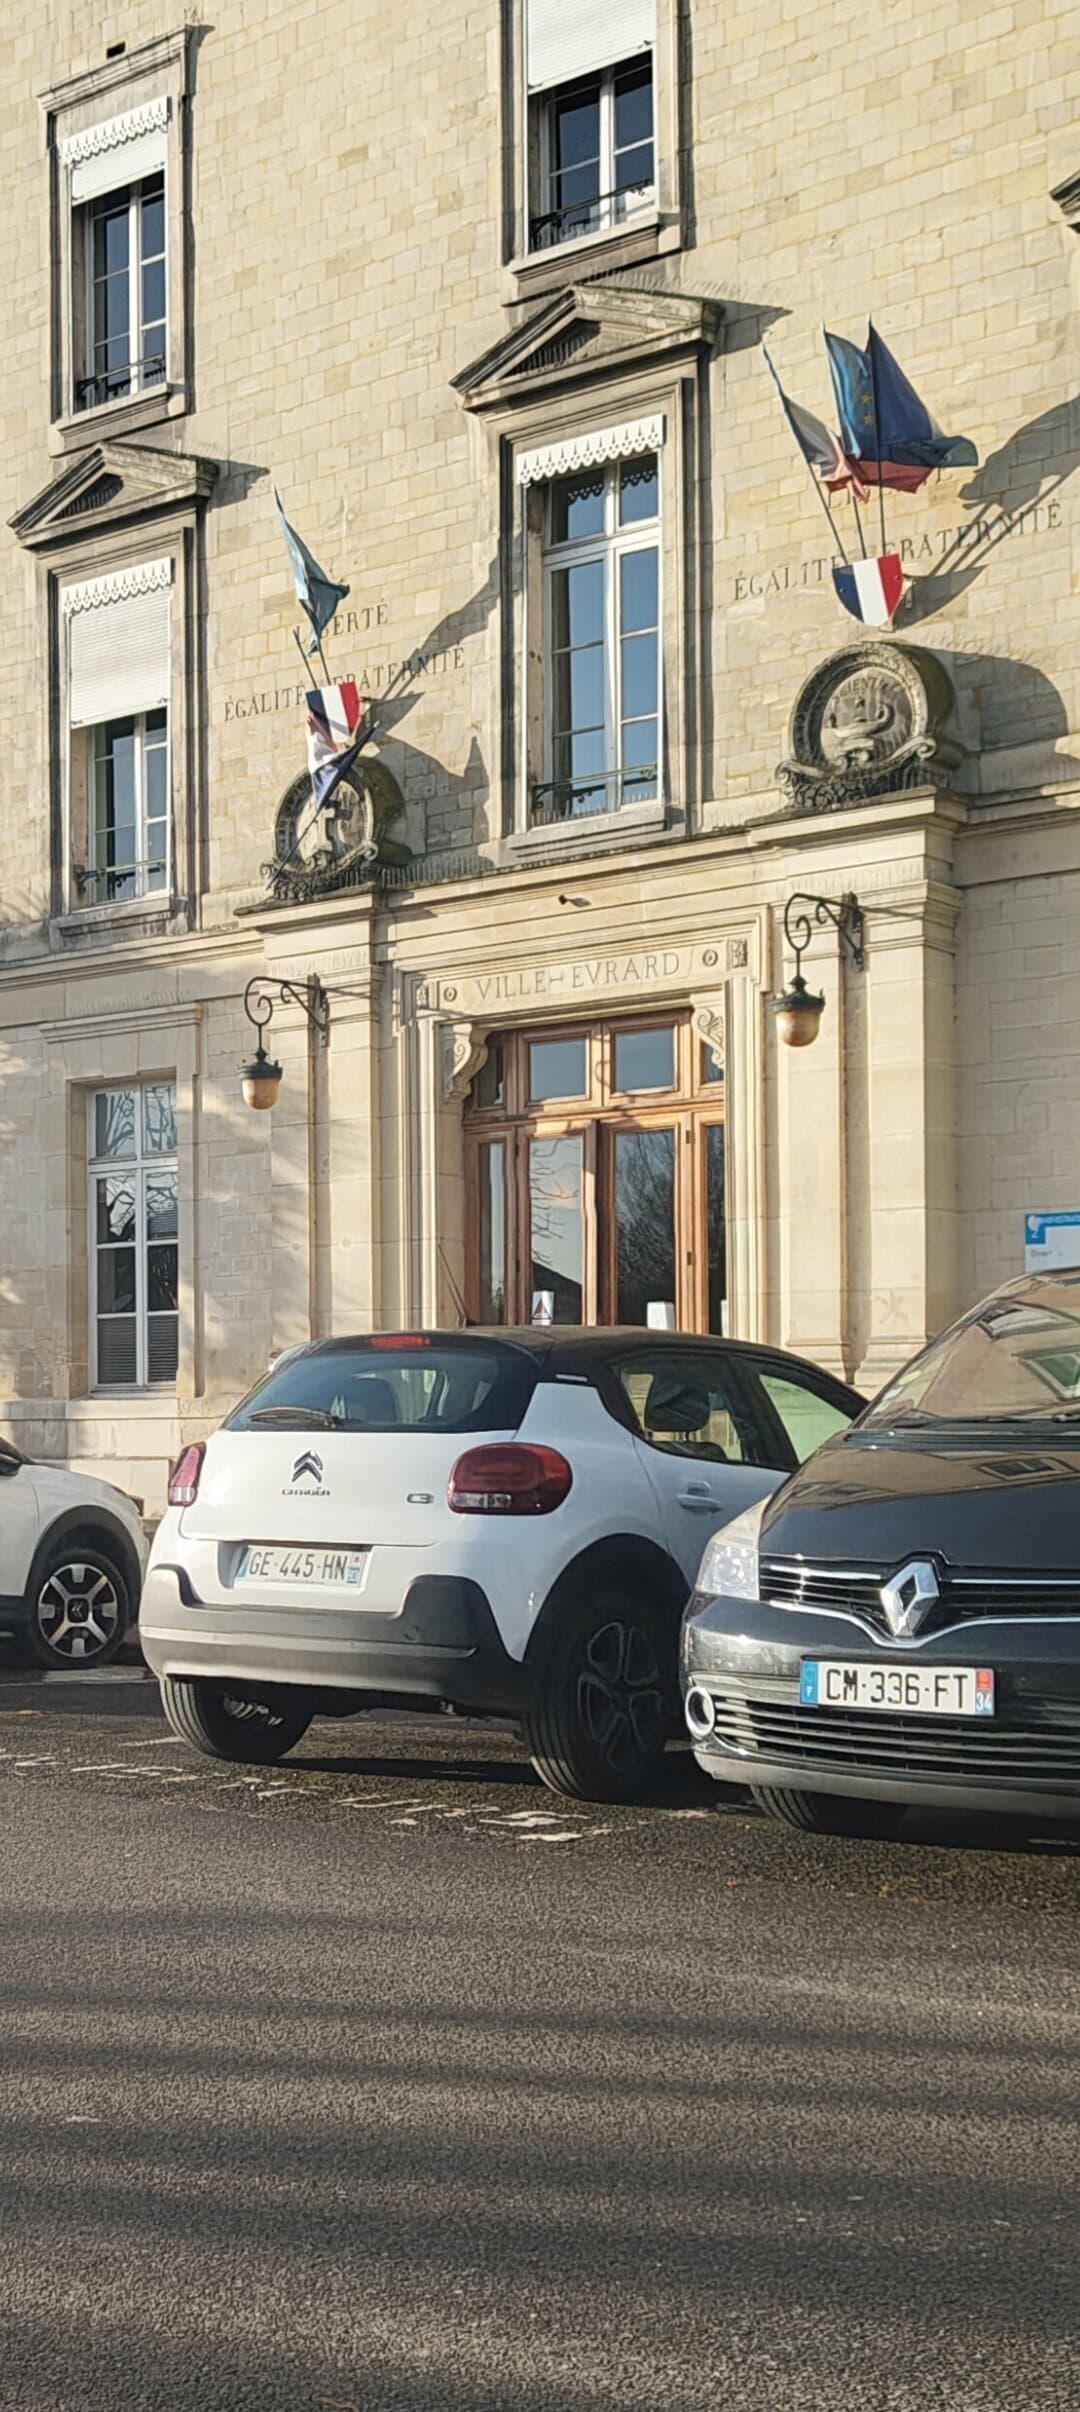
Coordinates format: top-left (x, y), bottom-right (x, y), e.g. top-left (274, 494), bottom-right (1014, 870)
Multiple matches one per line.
top-left (760, 1556), bottom-right (1080, 1638)
top-left (704, 1694), bottom-right (1080, 1790)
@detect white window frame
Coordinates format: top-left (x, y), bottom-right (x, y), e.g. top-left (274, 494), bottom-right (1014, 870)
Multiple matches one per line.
top-left (88, 1083), bottom-right (178, 1394)
top-left (88, 708), bottom-right (171, 906)
top-left (539, 453), bottom-right (662, 821)
top-left (78, 173), bottom-right (167, 414)
top-left (533, 54), bottom-right (655, 253)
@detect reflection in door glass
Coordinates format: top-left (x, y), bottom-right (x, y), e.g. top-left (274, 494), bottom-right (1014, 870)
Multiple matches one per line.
top-left (614, 1025), bottom-right (674, 1093)
top-left (707, 1124), bottom-right (726, 1333)
top-left (614, 1127), bottom-right (675, 1325)
top-left (478, 1140), bottom-right (505, 1322)
top-left (529, 1135), bottom-right (583, 1322)
top-left (529, 1035), bottom-right (587, 1100)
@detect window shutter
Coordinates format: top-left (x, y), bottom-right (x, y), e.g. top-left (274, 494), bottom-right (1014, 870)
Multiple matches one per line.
top-left (61, 97), bottom-right (169, 204)
top-left (64, 560), bottom-right (172, 730)
top-left (526, 0), bottom-right (653, 91)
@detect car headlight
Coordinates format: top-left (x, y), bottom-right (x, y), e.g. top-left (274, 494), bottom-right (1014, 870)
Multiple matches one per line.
top-left (695, 1497), bottom-right (768, 1600)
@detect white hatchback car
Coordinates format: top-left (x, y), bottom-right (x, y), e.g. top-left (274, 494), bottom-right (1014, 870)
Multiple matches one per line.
top-left (0, 1435), bottom-right (148, 1669)
top-left (141, 1329), bottom-right (860, 1799)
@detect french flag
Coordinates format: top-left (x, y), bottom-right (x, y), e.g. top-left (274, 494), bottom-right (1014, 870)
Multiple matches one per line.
top-left (305, 679), bottom-right (364, 812)
top-left (306, 680), bottom-right (361, 761)
top-left (832, 554), bottom-right (904, 627)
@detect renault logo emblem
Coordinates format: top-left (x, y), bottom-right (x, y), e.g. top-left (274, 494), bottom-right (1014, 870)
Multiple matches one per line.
top-left (880, 1558), bottom-right (939, 1640)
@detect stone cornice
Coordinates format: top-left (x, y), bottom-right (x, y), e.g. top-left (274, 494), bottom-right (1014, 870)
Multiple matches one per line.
top-left (38, 29), bottom-right (191, 120)
top-left (9, 440), bottom-right (218, 551)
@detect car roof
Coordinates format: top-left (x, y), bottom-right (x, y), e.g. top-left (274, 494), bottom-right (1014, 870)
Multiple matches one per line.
top-left (290, 1326), bottom-right (863, 1396)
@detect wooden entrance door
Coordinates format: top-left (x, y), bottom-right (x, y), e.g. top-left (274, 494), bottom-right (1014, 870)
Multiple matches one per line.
top-left (464, 1014), bottom-right (726, 1332)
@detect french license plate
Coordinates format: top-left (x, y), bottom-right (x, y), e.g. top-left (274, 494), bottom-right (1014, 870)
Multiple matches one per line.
top-left (800, 1661), bottom-right (995, 1717)
top-left (237, 1545), bottom-right (368, 1589)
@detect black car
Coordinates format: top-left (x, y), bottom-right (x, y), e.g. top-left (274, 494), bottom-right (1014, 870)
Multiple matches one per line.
top-left (681, 1272), bottom-right (1080, 1833)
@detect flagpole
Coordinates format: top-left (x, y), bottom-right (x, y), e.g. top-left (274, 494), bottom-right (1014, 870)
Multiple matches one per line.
top-left (807, 470), bottom-right (853, 568)
top-left (850, 488), bottom-right (869, 558)
top-left (867, 326), bottom-right (889, 558)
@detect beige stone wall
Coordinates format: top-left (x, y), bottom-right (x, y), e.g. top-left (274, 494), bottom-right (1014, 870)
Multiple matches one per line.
top-left (0, 3), bottom-right (1079, 1496)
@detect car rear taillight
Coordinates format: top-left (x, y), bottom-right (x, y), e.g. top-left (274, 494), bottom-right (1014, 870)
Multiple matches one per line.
top-left (447, 1444), bottom-right (572, 1516)
top-left (168, 1443), bottom-right (206, 1508)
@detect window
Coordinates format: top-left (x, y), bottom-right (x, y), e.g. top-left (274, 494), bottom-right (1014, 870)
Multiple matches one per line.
top-left (227, 1340), bottom-right (538, 1435)
top-left (757, 1371), bottom-right (853, 1465)
top-left (89, 1082), bottom-right (178, 1388)
top-left (78, 172), bottom-right (166, 411)
top-left (63, 557), bottom-right (172, 911)
top-left (612, 1349), bottom-right (764, 1465)
top-left (45, 44), bottom-right (192, 445)
top-left (538, 452), bottom-right (659, 822)
top-left (533, 57), bottom-right (654, 250)
top-left (90, 710), bottom-right (169, 903)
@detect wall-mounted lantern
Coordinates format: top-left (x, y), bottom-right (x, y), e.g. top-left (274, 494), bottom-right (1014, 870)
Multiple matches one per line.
top-left (240, 977), bottom-right (330, 1109)
top-left (771, 892), bottom-right (865, 1049)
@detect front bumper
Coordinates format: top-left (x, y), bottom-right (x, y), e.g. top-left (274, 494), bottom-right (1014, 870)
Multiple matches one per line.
top-left (681, 1592), bottom-right (1080, 1821)
top-left (140, 1564), bottom-right (529, 1715)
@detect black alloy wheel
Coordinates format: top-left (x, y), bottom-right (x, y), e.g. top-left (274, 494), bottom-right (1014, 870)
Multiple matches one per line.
top-left (27, 1541), bottom-right (129, 1670)
top-left (524, 1587), bottom-right (673, 1802)
top-left (159, 1676), bottom-right (313, 1763)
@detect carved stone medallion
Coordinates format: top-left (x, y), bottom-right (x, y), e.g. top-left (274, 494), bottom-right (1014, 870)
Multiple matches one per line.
top-left (266, 756), bottom-right (411, 903)
top-left (777, 642), bottom-right (962, 814)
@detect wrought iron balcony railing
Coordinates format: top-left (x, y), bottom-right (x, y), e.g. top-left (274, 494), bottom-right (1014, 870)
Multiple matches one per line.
top-left (76, 859), bottom-right (169, 904)
top-left (530, 767), bottom-right (658, 826)
top-left (529, 179), bottom-right (654, 251)
top-left (74, 354), bottom-right (167, 411)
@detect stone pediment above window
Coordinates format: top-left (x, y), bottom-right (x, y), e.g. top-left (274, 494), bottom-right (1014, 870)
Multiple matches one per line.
top-left (453, 278), bottom-right (721, 412)
top-left (9, 440), bottom-right (218, 552)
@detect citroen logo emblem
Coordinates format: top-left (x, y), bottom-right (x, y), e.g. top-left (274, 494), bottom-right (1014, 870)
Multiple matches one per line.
top-left (880, 1558), bottom-right (939, 1640)
top-left (290, 1451), bottom-right (324, 1486)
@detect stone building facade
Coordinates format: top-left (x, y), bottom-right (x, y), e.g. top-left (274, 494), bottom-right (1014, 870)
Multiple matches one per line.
top-left (1, 1), bottom-right (1079, 1503)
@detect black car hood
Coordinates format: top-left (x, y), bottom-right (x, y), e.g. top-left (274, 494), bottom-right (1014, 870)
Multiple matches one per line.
top-left (762, 1429), bottom-right (1080, 1569)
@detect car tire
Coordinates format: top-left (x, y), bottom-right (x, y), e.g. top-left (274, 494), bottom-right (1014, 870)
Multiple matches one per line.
top-left (24, 1532), bottom-right (131, 1671)
top-left (160, 1677), bottom-right (313, 1764)
top-left (524, 1586), bottom-right (673, 1803)
top-left (750, 1784), bottom-right (906, 1838)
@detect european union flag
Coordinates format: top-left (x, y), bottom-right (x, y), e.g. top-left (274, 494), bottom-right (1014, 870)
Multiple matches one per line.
top-left (868, 325), bottom-right (978, 472)
top-left (823, 328), bottom-right (977, 486)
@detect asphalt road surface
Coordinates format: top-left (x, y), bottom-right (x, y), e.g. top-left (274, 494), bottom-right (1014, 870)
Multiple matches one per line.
top-left (1, 1669), bottom-right (1078, 2412)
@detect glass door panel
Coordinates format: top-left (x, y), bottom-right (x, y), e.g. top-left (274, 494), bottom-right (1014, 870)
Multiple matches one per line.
top-left (476, 1140), bottom-right (506, 1323)
top-left (528, 1134), bottom-right (584, 1323)
top-left (706, 1123), bottom-right (726, 1333)
top-left (612, 1126), bottom-right (676, 1325)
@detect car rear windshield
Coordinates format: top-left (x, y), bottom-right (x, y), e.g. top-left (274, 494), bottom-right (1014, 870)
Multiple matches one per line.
top-left (226, 1339), bottom-right (539, 1435)
top-left (860, 1288), bottom-right (1080, 1430)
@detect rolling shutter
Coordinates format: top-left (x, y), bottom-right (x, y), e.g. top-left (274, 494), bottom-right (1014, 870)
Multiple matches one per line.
top-left (64, 560), bottom-right (172, 730)
top-left (61, 97), bottom-right (169, 204)
top-left (525, 0), bottom-right (654, 92)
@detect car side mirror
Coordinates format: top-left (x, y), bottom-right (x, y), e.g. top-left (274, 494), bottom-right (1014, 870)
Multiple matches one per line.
top-left (0, 1444), bottom-right (23, 1478)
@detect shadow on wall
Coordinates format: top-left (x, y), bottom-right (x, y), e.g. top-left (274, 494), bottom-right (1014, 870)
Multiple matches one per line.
top-left (940, 650), bottom-right (1080, 783)
top-left (898, 394), bottom-right (1080, 629)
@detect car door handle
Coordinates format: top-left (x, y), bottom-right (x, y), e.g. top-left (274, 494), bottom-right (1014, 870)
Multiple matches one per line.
top-left (677, 1486), bottom-right (720, 1509)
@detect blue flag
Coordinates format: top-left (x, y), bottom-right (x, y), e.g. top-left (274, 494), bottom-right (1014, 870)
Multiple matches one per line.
top-left (823, 330), bottom-right (876, 460)
top-left (274, 489), bottom-right (349, 651)
top-left (824, 329), bottom-right (977, 485)
top-left (868, 325), bottom-right (978, 471)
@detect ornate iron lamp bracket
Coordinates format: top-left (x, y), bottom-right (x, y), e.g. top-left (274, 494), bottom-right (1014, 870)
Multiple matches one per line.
top-left (781, 891), bottom-right (865, 983)
top-left (243, 976), bottom-right (331, 1046)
